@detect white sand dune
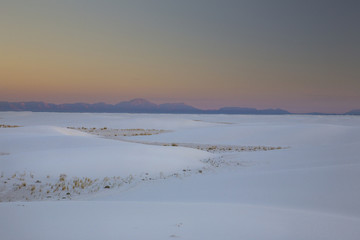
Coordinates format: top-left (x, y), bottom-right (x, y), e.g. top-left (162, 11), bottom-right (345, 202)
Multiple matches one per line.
top-left (0, 112), bottom-right (359, 239)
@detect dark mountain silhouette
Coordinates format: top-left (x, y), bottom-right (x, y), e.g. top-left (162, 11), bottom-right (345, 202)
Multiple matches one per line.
top-left (1, 99), bottom-right (354, 115)
top-left (304, 112), bottom-right (339, 115)
top-left (158, 103), bottom-right (200, 113)
top-left (0, 101), bottom-right (58, 112)
top-left (345, 109), bottom-right (360, 115)
top-left (214, 107), bottom-right (290, 115)
top-left (114, 98), bottom-right (158, 112)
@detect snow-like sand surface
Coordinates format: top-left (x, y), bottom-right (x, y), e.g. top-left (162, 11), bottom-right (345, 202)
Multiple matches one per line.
top-left (0, 125), bottom-right (210, 178)
top-left (1, 112), bottom-right (360, 239)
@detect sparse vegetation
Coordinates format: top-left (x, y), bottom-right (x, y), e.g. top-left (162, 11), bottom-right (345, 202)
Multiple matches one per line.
top-left (67, 126), bottom-right (169, 137)
top-left (0, 124), bottom-right (21, 128)
top-left (0, 137), bottom-right (286, 202)
top-left (59, 174), bottom-right (67, 182)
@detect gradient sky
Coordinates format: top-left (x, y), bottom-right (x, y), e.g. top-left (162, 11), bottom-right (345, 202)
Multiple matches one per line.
top-left (1, 0), bottom-right (359, 113)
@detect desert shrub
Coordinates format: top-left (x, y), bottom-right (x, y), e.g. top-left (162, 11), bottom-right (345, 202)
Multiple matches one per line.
top-left (19, 182), bottom-right (26, 189)
top-left (0, 124), bottom-right (21, 128)
top-left (59, 174), bottom-right (67, 182)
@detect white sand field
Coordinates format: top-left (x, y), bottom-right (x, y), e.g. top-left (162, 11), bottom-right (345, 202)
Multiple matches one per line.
top-left (0, 112), bottom-right (360, 239)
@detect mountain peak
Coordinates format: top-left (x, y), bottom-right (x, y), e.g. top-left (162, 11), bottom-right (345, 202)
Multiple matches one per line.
top-left (128, 98), bottom-right (153, 105)
top-left (345, 109), bottom-right (360, 115)
top-left (0, 99), bottom-right (296, 114)
top-left (114, 98), bottom-right (158, 112)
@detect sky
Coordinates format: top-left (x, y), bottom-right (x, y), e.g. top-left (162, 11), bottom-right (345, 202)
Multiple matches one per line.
top-left (1, 0), bottom-right (359, 113)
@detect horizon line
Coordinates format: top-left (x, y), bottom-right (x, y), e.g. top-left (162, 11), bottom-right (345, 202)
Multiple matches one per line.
top-left (1, 98), bottom-right (359, 115)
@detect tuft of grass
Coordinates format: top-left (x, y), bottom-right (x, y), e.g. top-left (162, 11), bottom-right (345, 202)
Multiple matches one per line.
top-left (0, 124), bottom-right (21, 128)
top-left (207, 146), bottom-right (216, 151)
top-left (59, 174), bottom-right (67, 182)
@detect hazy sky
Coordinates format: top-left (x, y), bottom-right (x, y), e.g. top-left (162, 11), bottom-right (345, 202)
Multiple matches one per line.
top-left (1, 0), bottom-right (359, 113)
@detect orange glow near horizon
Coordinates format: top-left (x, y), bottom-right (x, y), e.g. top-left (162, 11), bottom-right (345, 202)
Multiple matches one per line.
top-left (1, 1), bottom-right (359, 113)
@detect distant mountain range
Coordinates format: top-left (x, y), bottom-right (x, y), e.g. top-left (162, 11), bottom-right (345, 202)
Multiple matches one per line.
top-left (345, 109), bottom-right (360, 115)
top-left (0, 99), bottom-right (358, 115)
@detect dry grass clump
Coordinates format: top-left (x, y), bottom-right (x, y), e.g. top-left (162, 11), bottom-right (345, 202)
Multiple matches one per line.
top-left (0, 124), bottom-right (21, 128)
top-left (19, 182), bottom-right (26, 189)
top-left (174, 143), bottom-right (287, 153)
top-left (207, 146), bottom-right (217, 151)
top-left (59, 174), bottom-right (67, 182)
top-left (3, 165), bottom-right (213, 202)
top-left (68, 126), bottom-right (168, 137)
top-left (133, 133), bottom-right (153, 136)
top-left (72, 177), bottom-right (94, 190)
